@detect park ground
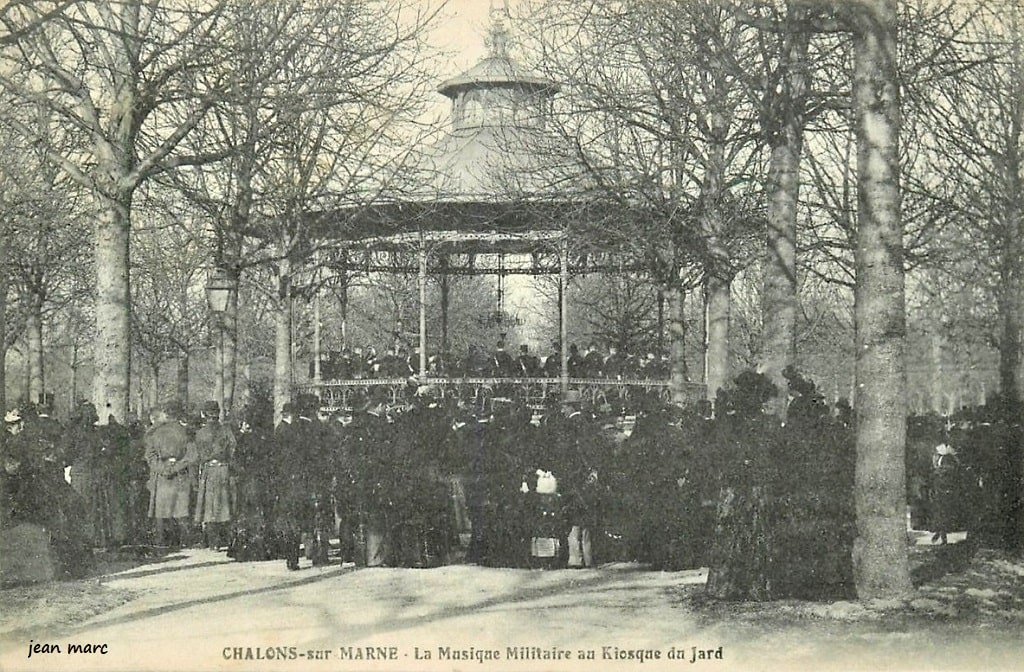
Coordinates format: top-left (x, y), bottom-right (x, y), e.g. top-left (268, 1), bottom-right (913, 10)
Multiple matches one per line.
top-left (0, 532), bottom-right (1022, 672)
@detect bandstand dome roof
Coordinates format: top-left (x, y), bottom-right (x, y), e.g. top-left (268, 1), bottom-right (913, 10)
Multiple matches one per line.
top-left (416, 15), bottom-right (563, 202)
top-left (312, 11), bottom-right (596, 255)
top-left (436, 53), bottom-right (558, 98)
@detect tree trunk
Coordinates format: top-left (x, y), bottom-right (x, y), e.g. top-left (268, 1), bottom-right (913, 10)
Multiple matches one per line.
top-left (693, 286), bottom-right (707, 390)
top-left (930, 325), bottom-right (944, 415)
top-left (706, 273), bottom-right (731, 403)
top-left (0, 247), bottom-right (6, 415)
top-left (223, 284), bottom-right (238, 415)
top-left (440, 271), bottom-right (450, 356)
top-left (93, 196), bottom-right (132, 424)
top-left (148, 361), bottom-right (159, 416)
top-left (339, 277), bottom-right (349, 350)
top-left (274, 260), bottom-right (293, 425)
top-left (996, 218), bottom-right (1024, 553)
top-left (26, 303), bottom-right (43, 404)
top-left (177, 351), bottom-right (190, 407)
top-left (667, 283), bottom-right (688, 404)
top-left (850, 0), bottom-right (913, 600)
top-left (70, 341), bottom-right (80, 410)
top-left (702, 58), bottom-right (731, 406)
top-left (1003, 43), bottom-right (1024, 551)
top-left (760, 12), bottom-right (809, 418)
top-left (656, 287), bottom-right (665, 355)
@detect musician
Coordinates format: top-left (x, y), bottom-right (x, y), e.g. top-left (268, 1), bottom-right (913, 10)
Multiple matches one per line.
top-left (491, 340), bottom-right (515, 377)
top-left (517, 344), bottom-right (541, 377)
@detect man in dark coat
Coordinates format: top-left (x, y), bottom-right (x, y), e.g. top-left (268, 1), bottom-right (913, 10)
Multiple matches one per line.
top-left (194, 400), bottom-right (236, 550)
top-left (554, 390), bottom-right (600, 567)
top-left (273, 398), bottom-right (323, 569)
top-left (228, 404), bottom-right (277, 562)
top-left (353, 395), bottom-right (395, 566)
top-left (308, 405), bottom-right (335, 566)
top-left (99, 414), bottom-right (137, 547)
top-left (329, 408), bottom-right (358, 563)
top-left (145, 403), bottom-right (197, 547)
top-left (64, 402), bottom-right (111, 547)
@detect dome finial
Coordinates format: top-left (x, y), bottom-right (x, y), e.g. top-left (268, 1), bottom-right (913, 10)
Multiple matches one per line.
top-left (486, 0), bottom-right (511, 58)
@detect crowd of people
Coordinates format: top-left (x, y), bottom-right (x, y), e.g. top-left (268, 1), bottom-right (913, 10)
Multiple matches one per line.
top-left (218, 386), bottom-right (711, 572)
top-left (0, 367), bottom-right (1010, 593)
top-left (315, 339), bottom-right (672, 380)
top-left (0, 386), bottom-right (710, 575)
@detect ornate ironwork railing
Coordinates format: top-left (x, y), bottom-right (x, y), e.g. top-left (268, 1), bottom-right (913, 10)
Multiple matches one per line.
top-left (295, 377), bottom-right (707, 410)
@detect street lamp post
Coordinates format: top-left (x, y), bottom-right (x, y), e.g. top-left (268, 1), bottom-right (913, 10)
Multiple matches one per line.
top-left (206, 267), bottom-right (237, 420)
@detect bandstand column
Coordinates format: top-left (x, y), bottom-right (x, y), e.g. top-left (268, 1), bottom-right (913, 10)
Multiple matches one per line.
top-left (312, 253), bottom-right (322, 384)
top-left (559, 233), bottom-right (569, 392)
top-left (418, 240), bottom-right (428, 377)
top-left (313, 288), bottom-right (322, 383)
top-left (440, 255), bottom-right (450, 354)
top-left (339, 251), bottom-right (349, 349)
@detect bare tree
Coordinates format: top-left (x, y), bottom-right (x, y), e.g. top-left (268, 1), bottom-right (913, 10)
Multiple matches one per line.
top-left (521, 0), bottom-right (764, 403)
top-left (846, 0), bottom-right (913, 599)
top-left (131, 190), bottom-right (211, 410)
top-left (0, 0), bottom-right (236, 422)
top-left (923, 2), bottom-right (1024, 551)
top-left (165, 0), bottom-right (440, 422)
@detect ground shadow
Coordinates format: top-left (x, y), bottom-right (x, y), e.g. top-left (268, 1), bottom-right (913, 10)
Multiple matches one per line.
top-left (5, 563), bottom-right (357, 642)
top-left (910, 539), bottom-right (975, 588)
top-left (97, 557), bottom-right (231, 582)
top-left (314, 566), bottom-right (665, 644)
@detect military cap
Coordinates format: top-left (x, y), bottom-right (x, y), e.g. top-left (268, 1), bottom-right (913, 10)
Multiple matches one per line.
top-left (202, 400), bottom-right (220, 417)
top-left (281, 401), bottom-right (297, 415)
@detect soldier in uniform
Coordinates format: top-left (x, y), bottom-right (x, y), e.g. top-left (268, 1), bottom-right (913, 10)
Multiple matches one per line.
top-left (603, 345), bottom-right (627, 380)
top-left (541, 343), bottom-right (561, 378)
top-left (516, 345), bottom-right (540, 378)
top-left (193, 401), bottom-right (236, 550)
top-left (145, 403), bottom-right (197, 547)
top-left (581, 343), bottom-right (604, 379)
top-left (567, 344), bottom-right (583, 377)
top-left (491, 340), bottom-right (514, 377)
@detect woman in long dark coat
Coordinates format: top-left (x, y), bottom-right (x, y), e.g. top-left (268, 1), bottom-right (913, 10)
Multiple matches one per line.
top-left (930, 443), bottom-right (960, 545)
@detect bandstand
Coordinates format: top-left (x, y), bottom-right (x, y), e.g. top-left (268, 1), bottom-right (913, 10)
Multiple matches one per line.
top-left (297, 16), bottom-right (705, 410)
